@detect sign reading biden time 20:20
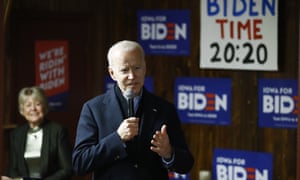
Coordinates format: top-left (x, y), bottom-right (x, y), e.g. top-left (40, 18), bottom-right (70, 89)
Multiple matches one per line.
top-left (200, 0), bottom-right (278, 71)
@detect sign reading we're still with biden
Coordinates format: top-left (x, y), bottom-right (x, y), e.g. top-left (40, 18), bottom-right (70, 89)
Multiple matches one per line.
top-left (200, 0), bottom-right (278, 71)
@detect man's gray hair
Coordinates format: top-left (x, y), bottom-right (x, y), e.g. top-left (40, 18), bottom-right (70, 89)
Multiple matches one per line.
top-left (107, 40), bottom-right (145, 67)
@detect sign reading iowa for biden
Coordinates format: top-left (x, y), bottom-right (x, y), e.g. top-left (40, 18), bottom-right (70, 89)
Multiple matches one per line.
top-left (105, 75), bottom-right (154, 93)
top-left (175, 77), bottom-right (231, 125)
top-left (213, 148), bottom-right (273, 180)
top-left (258, 79), bottom-right (298, 128)
top-left (137, 10), bottom-right (190, 55)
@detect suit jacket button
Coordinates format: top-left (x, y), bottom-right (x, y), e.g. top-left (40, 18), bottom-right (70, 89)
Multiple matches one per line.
top-left (134, 164), bottom-right (138, 168)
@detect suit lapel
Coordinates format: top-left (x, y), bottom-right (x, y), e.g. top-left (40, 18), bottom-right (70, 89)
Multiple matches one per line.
top-left (103, 87), bottom-right (163, 139)
top-left (40, 122), bottom-right (49, 175)
top-left (19, 125), bottom-right (28, 158)
top-left (19, 125), bottom-right (29, 175)
top-left (103, 88), bottom-right (124, 131)
top-left (138, 91), bottom-right (162, 141)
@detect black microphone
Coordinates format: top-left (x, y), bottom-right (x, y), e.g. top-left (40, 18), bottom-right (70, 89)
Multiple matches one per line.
top-left (124, 89), bottom-right (135, 117)
top-left (125, 89), bottom-right (139, 163)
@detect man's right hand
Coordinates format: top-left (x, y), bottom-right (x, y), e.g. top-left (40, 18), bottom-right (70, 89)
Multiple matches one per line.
top-left (117, 117), bottom-right (139, 141)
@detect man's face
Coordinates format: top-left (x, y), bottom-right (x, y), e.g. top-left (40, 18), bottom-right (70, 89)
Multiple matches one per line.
top-left (109, 48), bottom-right (146, 96)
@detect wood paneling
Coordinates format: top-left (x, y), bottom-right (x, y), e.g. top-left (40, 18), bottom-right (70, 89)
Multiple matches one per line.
top-left (1, 0), bottom-right (299, 180)
top-left (0, 0), bottom-right (4, 175)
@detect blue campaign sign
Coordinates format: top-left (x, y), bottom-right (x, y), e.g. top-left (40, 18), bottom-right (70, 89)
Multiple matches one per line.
top-left (258, 78), bottom-right (298, 128)
top-left (168, 172), bottom-right (190, 180)
top-left (104, 75), bottom-right (154, 93)
top-left (48, 92), bottom-right (69, 111)
top-left (137, 10), bottom-right (190, 56)
top-left (213, 148), bottom-right (273, 180)
top-left (174, 77), bottom-right (232, 125)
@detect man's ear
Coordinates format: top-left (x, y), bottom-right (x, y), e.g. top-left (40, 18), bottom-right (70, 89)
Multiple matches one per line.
top-left (108, 67), bottom-right (116, 81)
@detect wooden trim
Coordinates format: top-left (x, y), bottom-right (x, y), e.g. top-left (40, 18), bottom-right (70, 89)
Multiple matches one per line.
top-left (0, 0), bottom-right (4, 174)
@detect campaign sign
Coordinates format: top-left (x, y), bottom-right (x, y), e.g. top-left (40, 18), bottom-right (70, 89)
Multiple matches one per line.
top-left (168, 171), bottom-right (190, 180)
top-left (174, 77), bottom-right (231, 125)
top-left (200, 0), bottom-right (278, 71)
top-left (35, 40), bottom-right (69, 111)
top-left (137, 10), bottom-right (190, 55)
top-left (213, 148), bottom-right (273, 180)
top-left (104, 75), bottom-right (154, 93)
top-left (258, 79), bottom-right (298, 128)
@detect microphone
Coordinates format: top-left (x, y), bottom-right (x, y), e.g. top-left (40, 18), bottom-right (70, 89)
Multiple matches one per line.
top-left (125, 89), bottom-right (139, 161)
top-left (124, 89), bottom-right (135, 117)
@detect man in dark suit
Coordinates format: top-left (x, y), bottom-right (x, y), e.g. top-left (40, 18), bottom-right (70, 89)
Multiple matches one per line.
top-left (72, 40), bottom-right (194, 180)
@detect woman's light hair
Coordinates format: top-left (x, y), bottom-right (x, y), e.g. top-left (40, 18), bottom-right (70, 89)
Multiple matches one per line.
top-left (18, 86), bottom-right (49, 115)
top-left (107, 40), bottom-right (145, 68)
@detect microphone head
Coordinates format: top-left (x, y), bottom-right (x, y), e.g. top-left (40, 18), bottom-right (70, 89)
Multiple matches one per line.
top-left (124, 89), bottom-right (135, 99)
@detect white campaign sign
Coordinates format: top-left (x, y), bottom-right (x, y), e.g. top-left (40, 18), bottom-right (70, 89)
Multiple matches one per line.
top-left (200, 0), bottom-right (278, 71)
